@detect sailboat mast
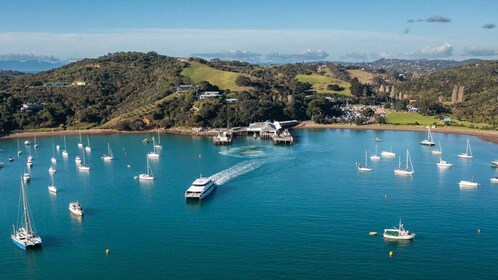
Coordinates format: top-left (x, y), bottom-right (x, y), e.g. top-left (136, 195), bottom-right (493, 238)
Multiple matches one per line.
top-left (406, 150), bottom-right (409, 170)
top-left (365, 151), bottom-right (368, 167)
top-left (21, 178), bottom-right (30, 233)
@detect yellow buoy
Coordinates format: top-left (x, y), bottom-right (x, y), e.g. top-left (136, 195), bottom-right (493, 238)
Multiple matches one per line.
top-left (106, 249), bottom-right (109, 256)
top-left (369, 232), bottom-right (377, 236)
top-left (389, 251), bottom-right (393, 258)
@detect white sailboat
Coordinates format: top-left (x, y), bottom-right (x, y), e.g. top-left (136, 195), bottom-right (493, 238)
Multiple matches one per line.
top-left (85, 135), bottom-right (91, 152)
top-left (69, 201), bottom-right (83, 216)
top-left (357, 150), bottom-right (372, 172)
top-left (33, 134), bottom-right (38, 148)
top-left (62, 136), bottom-right (69, 158)
top-left (51, 144), bottom-right (57, 164)
top-left (458, 139), bottom-right (473, 159)
top-left (101, 142), bottom-right (114, 160)
top-left (420, 126), bottom-right (436, 146)
top-left (48, 173), bottom-right (57, 193)
top-left (78, 130), bottom-right (83, 148)
top-left (17, 139), bottom-right (22, 156)
top-left (154, 131), bottom-right (162, 150)
top-left (147, 136), bottom-right (160, 159)
top-left (11, 177), bottom-right (42, 250)
top-left (370, 144), bottom-right (380, 161)
top-left (138, 156), bottom-right (154, 180)
top-left (432, 141), bottom-right (442, 155)
top-left (48, 163), bottom-right (56, 174)
top-left (26, 146), bottom-right (33, 168)
top-left (394, 149), bottom-right (414, 175)
top-left (78, 150), bottom-right (90, 171)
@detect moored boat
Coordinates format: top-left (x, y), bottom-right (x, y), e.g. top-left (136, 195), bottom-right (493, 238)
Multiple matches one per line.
top-left (356, 150), bottom-right (372, 172)
top-left (370, 144), bottom-right (380, 161)
top-left (420, 126), bottom-right (436, 146)
top-left (137, 156), bottom-right (154, 180)
top-left (383, 220), bottom-right (415, 240)
top-left (457, 139), bottom-right (473, 159)
top-left (491, 160), bottom-right (498, 168)
top-left (459, 179), bottom-right (479, 188)
top-left (69, 201), bottom-right (83, 216)
top-left (436, 158), bottom-right (453, 168)
top-left (11, 177), bottom-right (42, 250)
top-left (490, 177), bottom-right (498, 184)
top-left (394, 149), bottom-right (414, 175)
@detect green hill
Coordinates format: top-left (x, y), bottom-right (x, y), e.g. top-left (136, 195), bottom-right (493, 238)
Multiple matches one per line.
top-left (181, 61), bottom-right (246, 91)
top-left (397, 60), bottom-right (498, 126)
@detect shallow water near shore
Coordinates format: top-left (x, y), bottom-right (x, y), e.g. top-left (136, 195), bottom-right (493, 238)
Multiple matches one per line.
top-left (0, 129), bottom-right (498, 279)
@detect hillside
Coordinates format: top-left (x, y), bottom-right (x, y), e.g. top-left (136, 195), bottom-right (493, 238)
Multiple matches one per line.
top-left (0, 52), bottom-right (496, 134)
top-left (397, 60), bottom-right (498, 125)
top-left (181, 61), bottom-right (247, 91)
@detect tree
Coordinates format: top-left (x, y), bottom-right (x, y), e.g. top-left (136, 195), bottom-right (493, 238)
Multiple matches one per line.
top-left (350, 77), bottom-right (362, 98)
top-left (235, 75), bottom-right (252, 87)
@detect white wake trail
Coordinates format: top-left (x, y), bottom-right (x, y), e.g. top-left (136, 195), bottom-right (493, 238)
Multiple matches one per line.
top-left (210, 159), bottom-right (265, 186)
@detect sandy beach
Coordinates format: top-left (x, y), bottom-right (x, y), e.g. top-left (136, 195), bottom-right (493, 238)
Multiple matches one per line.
top-left (2, 122), bottom-right (498, 144)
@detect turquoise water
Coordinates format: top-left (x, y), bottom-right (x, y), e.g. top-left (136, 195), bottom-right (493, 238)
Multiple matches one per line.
top-left (1, 129), bottom-right (498, 279)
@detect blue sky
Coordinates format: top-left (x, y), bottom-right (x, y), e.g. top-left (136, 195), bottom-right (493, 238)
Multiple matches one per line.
top-left (0, 0), bottom-right (496, 62)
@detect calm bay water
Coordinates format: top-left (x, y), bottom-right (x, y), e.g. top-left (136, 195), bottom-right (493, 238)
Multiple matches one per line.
top-left (1, 129), bottom-right (498, 279)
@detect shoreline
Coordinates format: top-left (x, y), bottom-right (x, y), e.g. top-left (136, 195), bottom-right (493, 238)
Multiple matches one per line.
top-left (2, 122), bottom-right (498, 144)
top-left (294, 121), bottom-right (498, 144)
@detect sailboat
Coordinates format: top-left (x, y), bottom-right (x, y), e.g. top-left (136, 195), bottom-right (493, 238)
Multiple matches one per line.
top-left (101, 142), bottom-right (114, 160)
top-left (85, 135), bottom-right (91, 152)
top-left (26, 145), bottom-right (33, 168)
top-left (11, 177), bottom-right (42, 250)
top-left (77, 130), bottom-right (83, 148)
top-left (48, 162), bottom-right (56, 174)
top-left (154, 131), bottom-right (162, 150)
top-left (51, 144), bottom-right (57, 164)
top-left (357, 150), bottom-right (372, 172)
top-left (432, 141), bottom-right (442, 155)
top-left (48, 173), bottom-right (57, 193)
top-left (33, 134), bottom-right (38, 148)
top-left (147, 136), bottom-right (160, 159)
top-left (420, 126), bottom-right (436, 146)
top-left (17, 139), bottom-right (22, 156)
top-left (394, 149), bottom-right (414, 175)
top-left (370, 144), bottom-right (380, 161)
top-left (138, 156), bottom-right (154, 180)
top-left (458, 139), bottom-right (473, 159)
top-left (78, 150), bottom-right (90, 171)
top-left (62, 136), bottom-right (69, 158)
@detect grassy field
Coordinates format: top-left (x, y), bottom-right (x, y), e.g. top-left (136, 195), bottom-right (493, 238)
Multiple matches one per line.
top-left (296, 74), bottom-right (351, 95)
top-left (385, 111), bottom-right (492, 129)
top-left (385, 111), bottom-right (438, 125)
top-left (181, 61), bottom-right (246, 91)
top-left (347, 69), bottom-right (375, 84)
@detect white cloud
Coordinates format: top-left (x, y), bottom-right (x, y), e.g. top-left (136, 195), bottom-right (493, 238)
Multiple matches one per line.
top-left (0, 29), bottom-right (493, 61)
top-left (417, 42), bottom-right (453, 58)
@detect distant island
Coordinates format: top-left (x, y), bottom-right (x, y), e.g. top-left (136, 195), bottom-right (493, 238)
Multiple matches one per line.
top-left (0, 52), bottom-right (496, 136)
